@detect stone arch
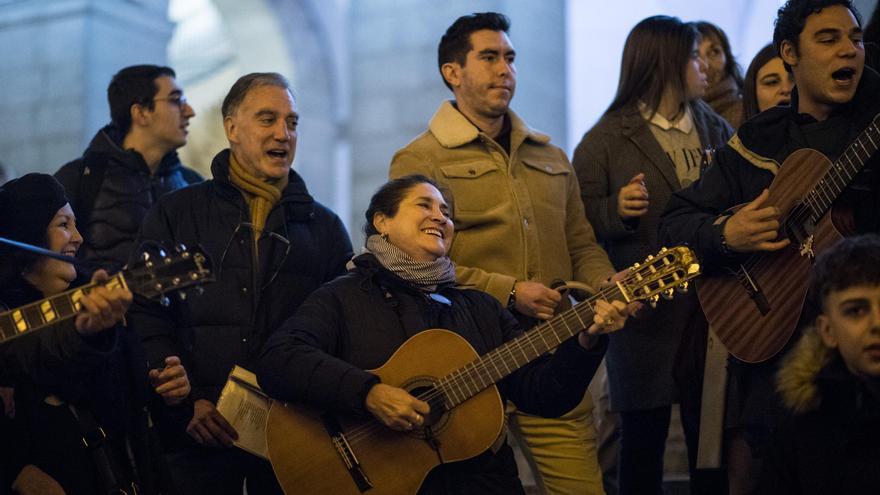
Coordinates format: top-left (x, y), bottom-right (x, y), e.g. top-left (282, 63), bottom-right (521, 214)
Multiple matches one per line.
top-left (169, 0), bottom-right (349, 221)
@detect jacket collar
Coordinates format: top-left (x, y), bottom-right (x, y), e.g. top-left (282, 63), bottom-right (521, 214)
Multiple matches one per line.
top-left (210, 149), bottom-right (316, 221)
top-left (427, 100), bottom-right (551, 150)
top-left (733, 65), bottom-right (880, 172)
top-left (85, 125), bottom-right (183, 176)
top-left (615, 104), bottom-right (682, 190)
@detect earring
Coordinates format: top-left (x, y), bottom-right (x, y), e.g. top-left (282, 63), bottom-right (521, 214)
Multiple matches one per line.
top-left (380, 232), bottom-right (389, 240)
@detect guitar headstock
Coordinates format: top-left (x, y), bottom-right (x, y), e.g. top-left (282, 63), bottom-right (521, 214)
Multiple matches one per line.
top-left (618, 246), bottom-right (701, 307)
top-left (126, 244), bottom-right (214, 303)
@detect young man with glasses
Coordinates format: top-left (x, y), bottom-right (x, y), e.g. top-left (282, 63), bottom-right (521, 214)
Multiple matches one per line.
top-left (129, 72), bottom-right (353, 494)
top-left (55, 64), bottom-right (203, 271)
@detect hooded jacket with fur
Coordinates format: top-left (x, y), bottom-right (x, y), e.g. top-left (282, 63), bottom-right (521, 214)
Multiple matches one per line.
top-left (756, 328), bottom-right (880, 494)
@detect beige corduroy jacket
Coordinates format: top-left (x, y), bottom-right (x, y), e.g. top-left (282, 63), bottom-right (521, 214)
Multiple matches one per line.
top-left (390, 101), bottom-right (614, 305)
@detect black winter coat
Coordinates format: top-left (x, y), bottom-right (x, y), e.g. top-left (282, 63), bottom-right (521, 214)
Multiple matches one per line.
top-left (55, 125), bottom-right (203, 271)
top-left (129, 149), bottom-right (352, 408)
top-left (0, 276), bottom-right (166, 495)
top-left (257, 254), bottom-right (608, 494)
top-left (659, 67), bottom-right (880, 267)
top-left (757, 359), bottom-right (880, 494)
top-left (573, 99), bottom-right (731, 411)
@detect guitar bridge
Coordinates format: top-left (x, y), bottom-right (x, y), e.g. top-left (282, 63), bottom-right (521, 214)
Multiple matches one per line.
top-left (731, 264), bottom-right (771, 316)
top-left (322, 415), bottom-right (373, 492)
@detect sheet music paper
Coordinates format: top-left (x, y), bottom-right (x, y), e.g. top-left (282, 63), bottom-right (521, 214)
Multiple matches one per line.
top-left (216, 365), bottom-right (270, 459)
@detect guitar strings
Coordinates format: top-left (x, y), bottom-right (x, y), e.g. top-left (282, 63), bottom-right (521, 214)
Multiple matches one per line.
top-left (339, 264), bottom-right (677, 446)
top-left (736, 122), bottom-right (877, 275)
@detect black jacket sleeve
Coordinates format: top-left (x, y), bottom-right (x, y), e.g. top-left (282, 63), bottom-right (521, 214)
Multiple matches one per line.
top-left (495, 304), bottom-right (608, 418)
top-left (257, 285), bottom-right (379, 417)
top-left (127, 202), bottom-right (187, 378)
top-left (0, 320), bottom-right (116, 387)
top-left (659, 145), bottom-right (746, 267)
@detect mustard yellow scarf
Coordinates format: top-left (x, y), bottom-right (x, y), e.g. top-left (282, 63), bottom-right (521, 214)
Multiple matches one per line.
top-left (228, 153), bottom-right (285, 245)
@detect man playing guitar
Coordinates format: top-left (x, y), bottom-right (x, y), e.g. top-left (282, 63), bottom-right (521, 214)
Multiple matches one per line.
top-left (660, 1), bottom-right (880, 493)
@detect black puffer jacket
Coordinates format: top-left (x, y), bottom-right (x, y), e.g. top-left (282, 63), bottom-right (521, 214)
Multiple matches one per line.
top-left (757, 330), bottom-right (880, 494)
top-left (660, 67), bottom-right (880, 267)
top-left (129, 149), bottom-right (352, 407)
top-left (257, 253), bottom-right (607, 494)
top-left (0, 276), bottom-right (167, 495)
top-left (55, 125), bottom-right (203, 270)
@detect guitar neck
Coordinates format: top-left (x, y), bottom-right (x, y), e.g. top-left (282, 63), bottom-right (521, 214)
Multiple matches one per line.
top-left (805, 115), bottom-right (880, 220)
top-left (437, 284), bottom-right (625, 409)
top-left (0, 273), bottom-right (128, 342)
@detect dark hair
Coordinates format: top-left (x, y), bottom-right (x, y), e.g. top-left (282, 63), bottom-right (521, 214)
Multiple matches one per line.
top-left (222, 73), bottom-right (292, 118)
top-left (865, 3), bottom-right (880, 43)
top-left (742, 44), bottom-right (780, 119)
top-left (773, 0), bottom-right (861, 71)
top-left (809, 234), bottom-right (880, 311)
top-left (696, 21), bottom-right (744, 89)
top-left (364, 175), bottom-right (445, 238)
top-left (108, 65), bottom-right (177, 135)
top-left (606, 16), bottom-right (700, 117)
top-left (438, 12), bottom-right (510, 91)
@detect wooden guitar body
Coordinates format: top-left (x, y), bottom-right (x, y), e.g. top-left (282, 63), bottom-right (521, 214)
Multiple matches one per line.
top-left (263, 246), bottom-right (702, 493)
top-left (698, 148), bottom-right (847, 363)
top-left (266, 329), bottom-right (505, 495)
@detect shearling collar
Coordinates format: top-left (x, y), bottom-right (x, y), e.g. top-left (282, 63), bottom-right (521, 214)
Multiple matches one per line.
top-left (777, 327), bottom-right (833, 414)
top-left (427, 100), bottom-right (550, 149)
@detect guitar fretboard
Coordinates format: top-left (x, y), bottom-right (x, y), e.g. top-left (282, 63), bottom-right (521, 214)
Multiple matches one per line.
top-left (430, 247), bottom-right (696, 410)
top-left (804, 114), bottom-right (880, 221)
top-left (435, 284), bottom-right (626, 409)
top-left (0, 276), bottom-right (125, 342)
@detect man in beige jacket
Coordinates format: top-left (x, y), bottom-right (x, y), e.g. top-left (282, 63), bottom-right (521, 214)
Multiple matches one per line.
top-left (390, 12), bottom-right (618, 494)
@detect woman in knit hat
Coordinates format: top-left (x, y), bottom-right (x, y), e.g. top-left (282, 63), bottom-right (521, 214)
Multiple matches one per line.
top-left (0, 173), bottom-right (187, 495)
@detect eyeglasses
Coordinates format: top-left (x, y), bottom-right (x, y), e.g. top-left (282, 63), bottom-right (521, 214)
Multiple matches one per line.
top-left (152, 94), bottom-right (189, 110)
top-left (217, 222), bottom-right (292, 291)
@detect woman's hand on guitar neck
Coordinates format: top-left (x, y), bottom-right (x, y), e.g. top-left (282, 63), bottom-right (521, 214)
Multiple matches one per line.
top-left (74, 269), bottom-right (133, 336)
top-left (365, 383), bottom-right (430, 431)
top-left (579, 299), bottom-right (629, 349)
top-left (722, 189), bottom-right (791, 253)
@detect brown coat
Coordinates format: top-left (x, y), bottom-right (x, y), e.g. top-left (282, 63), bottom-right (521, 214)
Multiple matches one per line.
top-left (390, 101), bottom-right (614, 305)
top-left (572, 100), bottom-right (732, 410)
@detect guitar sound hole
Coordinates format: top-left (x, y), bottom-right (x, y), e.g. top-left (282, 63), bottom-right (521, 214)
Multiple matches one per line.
top-left (405, 382), bottom-right (449, 430)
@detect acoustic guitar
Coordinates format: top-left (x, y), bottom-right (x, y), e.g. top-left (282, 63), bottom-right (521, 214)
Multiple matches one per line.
top-left (265, 246), bottom-right (700, 495)
top-left (698, 114), bottom-right (880, 363)
top-left (0, 244), bottom-right (213, 341)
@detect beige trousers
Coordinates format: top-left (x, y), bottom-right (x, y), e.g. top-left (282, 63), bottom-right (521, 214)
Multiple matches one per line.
top-left (508, 390), bottom-right (606, 495)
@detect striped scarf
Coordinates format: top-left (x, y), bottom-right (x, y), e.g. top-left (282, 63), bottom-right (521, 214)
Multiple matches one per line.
top-left (362, 234), bottom-right (456, 291)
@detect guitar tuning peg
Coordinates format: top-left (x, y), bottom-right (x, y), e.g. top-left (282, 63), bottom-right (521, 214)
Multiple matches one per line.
top-left (659, 247), bottom-right (667, 253)
top-left (141, 252), bottom-right (151, 261)
top-left (193, 286), bottom-right (204, 296)
top-left (175, 244), bottom-right (187, 252)
top-left (662, 288), bottom-right (675, 299)
top-left (160, 296), bottom-right (171, 307)
top-left (677, 281), bottom-right (689, 293)
top-left (178, 291), bottom-right (188, 301)
top-left (158, 249), bottom-right (167, 258)
top-left (649, 294), bottom-right (660, 308)
top-left (646, 255), bottom-right (654, 261)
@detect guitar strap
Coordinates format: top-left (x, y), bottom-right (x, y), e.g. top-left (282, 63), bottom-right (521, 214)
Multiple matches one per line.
top-left (68, 403), bottom-right (138, 495)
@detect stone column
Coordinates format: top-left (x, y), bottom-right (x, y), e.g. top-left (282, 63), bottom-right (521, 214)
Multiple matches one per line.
top-left (0, 0), bottom-right (172, 175)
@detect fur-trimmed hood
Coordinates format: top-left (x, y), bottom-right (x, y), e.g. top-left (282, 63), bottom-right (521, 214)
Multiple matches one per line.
top-left (777, 327), bottom-right (835, 414)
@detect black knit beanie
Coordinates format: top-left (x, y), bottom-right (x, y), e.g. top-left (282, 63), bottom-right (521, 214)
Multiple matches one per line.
top-left (0, 173), bottom-right (70, 272)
